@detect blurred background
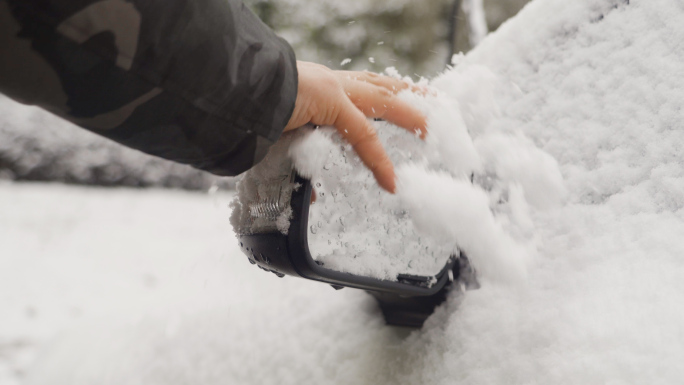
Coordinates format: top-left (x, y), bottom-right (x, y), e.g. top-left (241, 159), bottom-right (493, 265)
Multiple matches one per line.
top-left (0, 0), bottom-right (530, 191)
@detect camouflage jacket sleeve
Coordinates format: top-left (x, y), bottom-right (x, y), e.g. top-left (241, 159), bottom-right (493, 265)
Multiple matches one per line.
top-left (0, 0), bottom-right (298, 176)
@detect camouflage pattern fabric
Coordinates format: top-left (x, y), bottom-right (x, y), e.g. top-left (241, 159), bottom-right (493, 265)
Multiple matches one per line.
top-left (0, 0), bottom-right (298, 176)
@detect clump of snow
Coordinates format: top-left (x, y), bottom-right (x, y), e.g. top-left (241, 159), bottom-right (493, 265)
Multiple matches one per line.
top-left (475, 133), bottom-right (567, 210)
top-left (396, 164), bottom-right (529, 283)
top-left (275, 206), bottom-right (293, 234)
top-left (288, 127), bottom-right (333, 180)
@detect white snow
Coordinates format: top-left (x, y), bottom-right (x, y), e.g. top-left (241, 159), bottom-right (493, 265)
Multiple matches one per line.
top-left (3, 0), bottom-right (684, 384)
top-left (288, 126), bottom-right (458, 279)
top-left (396, 164), bottom-right (530, 284)
top-left (0, 183), bottom-right (239, 384)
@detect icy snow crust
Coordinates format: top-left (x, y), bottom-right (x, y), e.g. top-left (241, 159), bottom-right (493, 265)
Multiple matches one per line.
top-left (14, 0), bottom-right (684, 383)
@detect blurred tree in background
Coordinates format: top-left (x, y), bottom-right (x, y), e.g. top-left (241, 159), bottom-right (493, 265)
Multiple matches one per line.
top-left (450, 0), bottom-right (531, 55)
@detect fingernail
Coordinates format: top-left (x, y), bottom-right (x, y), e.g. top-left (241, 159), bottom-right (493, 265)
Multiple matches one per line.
top-left (384, 174), bottom-right (397, 194)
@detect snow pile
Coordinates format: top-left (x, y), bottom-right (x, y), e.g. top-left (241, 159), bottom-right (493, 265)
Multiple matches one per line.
top-left (11, 0), bottom-right (684, 384)
top-left (286, 71), bottom-right (564, 282)
top-left (0, 96), bottom-right (234, 190)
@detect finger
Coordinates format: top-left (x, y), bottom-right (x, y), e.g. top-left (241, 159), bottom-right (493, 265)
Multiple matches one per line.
top-left (342, 70), bottom-right (431, 95)
top-left (359, 71), bottom-right (410, 93)
top-left (334, 100), bottom-right (396, 193)
top-left (340, 71), bottom-right (409, 93)
top-left (343, 81), bottom-right (427, 139)
top-left (364, 74), bottom-right (430, 95)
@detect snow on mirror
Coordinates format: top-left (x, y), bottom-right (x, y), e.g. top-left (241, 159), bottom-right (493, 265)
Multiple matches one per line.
top-left (292, 125), bottom-right (455, 281)
top-left (232, 69), bottom-right (567, 283)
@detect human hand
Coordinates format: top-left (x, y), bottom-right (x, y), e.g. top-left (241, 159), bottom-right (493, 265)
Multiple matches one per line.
top-left (284, 61), bottom-right (427, 193)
